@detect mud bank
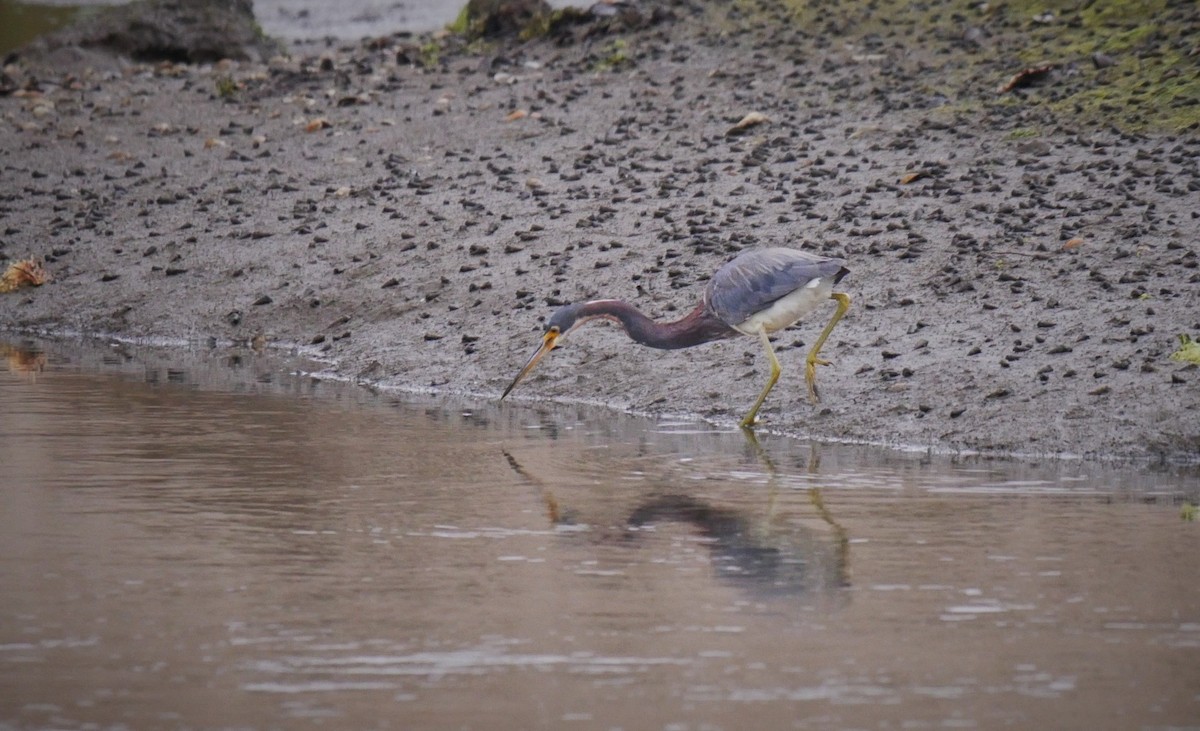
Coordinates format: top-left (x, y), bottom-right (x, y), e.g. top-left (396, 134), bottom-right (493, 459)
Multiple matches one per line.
top-left (1, 0), bottom-right (1197, 461)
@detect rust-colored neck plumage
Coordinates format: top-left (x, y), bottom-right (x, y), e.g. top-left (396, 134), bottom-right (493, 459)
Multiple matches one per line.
top-left (576, 299), bottom-right (737, 350)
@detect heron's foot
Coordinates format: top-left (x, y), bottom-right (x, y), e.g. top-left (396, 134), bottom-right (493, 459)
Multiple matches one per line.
top-left (804, 358), bottom-right (832, 404)
top-left (739, 412), bottom-right (761, 429)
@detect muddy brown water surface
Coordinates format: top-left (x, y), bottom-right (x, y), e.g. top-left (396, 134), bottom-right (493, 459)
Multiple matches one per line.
top-left (1, 337), bottom-right (1198, 729)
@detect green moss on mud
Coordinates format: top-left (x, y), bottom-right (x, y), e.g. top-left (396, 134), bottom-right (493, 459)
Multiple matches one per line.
top-left (446, 0), bottom-right (582, 42)
top-left (418, 40), bottom-right (442, 67)
top-left (760, 0), bottom-right (1198, 133)
top-left (517, 8), bottom-right (591, 40)
top-left (447, 6), bottom-right (471, 35)
top-left (1005, 0), bottom-right (1198, 132)
top-left (594, 38), bottom-right (631, 71)
top-left (215, 75), bottom-right (238, 99)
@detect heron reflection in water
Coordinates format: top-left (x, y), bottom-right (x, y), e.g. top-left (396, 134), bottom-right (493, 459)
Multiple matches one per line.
top-left (501, 248), bottom-right (851, 427)
top-left (501, 429), bottom-right (850, 599)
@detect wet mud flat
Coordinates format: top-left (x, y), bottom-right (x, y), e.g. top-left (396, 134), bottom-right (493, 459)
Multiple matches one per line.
top-left (0, 0), bottom-right (1197, 460)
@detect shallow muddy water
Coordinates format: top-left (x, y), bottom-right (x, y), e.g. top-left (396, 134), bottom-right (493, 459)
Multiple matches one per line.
top-left (1, 338), bottom-right (1198, 730)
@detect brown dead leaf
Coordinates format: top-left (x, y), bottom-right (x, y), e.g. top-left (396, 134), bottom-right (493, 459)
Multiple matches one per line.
top-left (203, 137), bottom-right (227, 149)
top-left (506, 109), bottom-right (529, 122)
top-left (900, 171), bottom-right (925, 184)
top-left (305, 117), bottom-right (331, 132)
top-left (1063, 237), bottom-right (1084, 250)
top-left (997, 64), bottom-right (1055, 94)
top-left (0, 259), bottom-right (49, 293)
top-left (725, 111), bottom-right (769, 136)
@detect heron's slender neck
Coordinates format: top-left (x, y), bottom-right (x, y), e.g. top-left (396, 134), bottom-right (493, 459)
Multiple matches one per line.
top-left (577, 299), bottom-right (735, 350)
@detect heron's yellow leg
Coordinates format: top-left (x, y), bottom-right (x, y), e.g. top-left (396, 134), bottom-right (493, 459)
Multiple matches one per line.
top-left (805, 292), bottom-right (851, 403)
top-left (740, 329), bottom-right (782, 428)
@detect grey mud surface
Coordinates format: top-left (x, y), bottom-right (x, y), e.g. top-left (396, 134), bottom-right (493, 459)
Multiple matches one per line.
top-left (1, 0), bottom-right (1198, 461)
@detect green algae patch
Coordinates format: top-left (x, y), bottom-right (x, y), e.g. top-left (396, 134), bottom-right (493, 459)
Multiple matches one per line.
top-left (1170, 335), bottom-right (1200, 366)
top-left (593, 38), bottom-right (632, 71)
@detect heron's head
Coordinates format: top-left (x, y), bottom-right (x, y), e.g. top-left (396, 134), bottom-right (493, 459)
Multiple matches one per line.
top-left (500, 303), bottom-right (584, 400)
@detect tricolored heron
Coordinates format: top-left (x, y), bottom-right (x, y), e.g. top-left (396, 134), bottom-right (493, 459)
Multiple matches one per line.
top-left (500, 247), bottom-right (851, 427)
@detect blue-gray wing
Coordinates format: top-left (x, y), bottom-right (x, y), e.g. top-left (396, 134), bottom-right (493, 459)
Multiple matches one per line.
top-left (705, 248), bottom-right (847, 326)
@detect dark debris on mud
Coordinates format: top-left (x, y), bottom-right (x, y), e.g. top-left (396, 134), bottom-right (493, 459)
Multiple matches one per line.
top-left (1, 0), bottom-right (1197, 461)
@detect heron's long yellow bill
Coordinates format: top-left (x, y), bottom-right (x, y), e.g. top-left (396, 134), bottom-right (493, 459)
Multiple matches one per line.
top-left (500, 331), bottom-right (559, 400)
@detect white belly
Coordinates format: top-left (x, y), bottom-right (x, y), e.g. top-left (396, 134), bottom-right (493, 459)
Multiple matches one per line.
top-left (733, 277), bottom-right (833, 335)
